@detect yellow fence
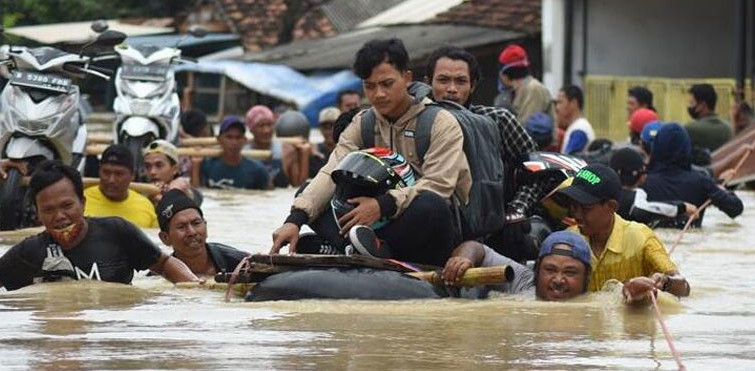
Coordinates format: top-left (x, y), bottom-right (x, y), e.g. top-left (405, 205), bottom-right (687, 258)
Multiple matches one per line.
top-left (584, 75), bottom-right (749, 141)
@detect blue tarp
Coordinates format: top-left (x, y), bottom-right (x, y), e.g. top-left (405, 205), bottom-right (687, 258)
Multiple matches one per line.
top-left (175, 61), bottom-right (361, 126)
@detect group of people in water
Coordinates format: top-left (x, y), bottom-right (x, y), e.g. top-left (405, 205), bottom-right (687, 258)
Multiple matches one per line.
top-left (1, 36), bottom-right (748, 306)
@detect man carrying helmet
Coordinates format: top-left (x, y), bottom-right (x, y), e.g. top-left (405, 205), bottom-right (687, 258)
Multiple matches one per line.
top-left (270, 38), bottom-right (470, 267)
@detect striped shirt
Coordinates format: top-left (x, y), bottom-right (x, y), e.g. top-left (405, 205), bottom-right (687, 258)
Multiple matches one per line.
top-left (569, 214), bottom-right (677, 291)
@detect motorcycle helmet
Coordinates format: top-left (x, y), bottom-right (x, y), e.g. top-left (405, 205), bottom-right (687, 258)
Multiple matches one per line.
top-left (275, 111), bottom-right (310, 139)
top-left (330, 147), bottom-right (415, 230)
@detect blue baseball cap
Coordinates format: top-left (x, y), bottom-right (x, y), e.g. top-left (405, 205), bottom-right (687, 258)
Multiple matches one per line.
top-left (538, 230), bottom-right (592, 269)
top-left (525, 112), bottom-right (554, 144)
top-left (640, 121), bottom-right (662, 144)
top-left (219, 115), bottom-right (246, 135)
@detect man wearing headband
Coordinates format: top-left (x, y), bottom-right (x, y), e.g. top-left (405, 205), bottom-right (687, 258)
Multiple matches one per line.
top-left (0, 161), bottom-right (198, 291)
top-left (84, 144), bottom-right (158, 228)
top-left (245, 105), bottom-right (310, 188)
top-left (156, 189), bottom-right (249, 275)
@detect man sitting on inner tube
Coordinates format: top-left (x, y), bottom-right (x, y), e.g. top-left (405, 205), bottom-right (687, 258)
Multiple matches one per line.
top-left (270, 38), bottom-right (470, 267)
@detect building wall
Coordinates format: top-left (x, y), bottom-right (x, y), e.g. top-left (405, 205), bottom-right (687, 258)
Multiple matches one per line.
top-left (571, 0), bottom-right (741, 85)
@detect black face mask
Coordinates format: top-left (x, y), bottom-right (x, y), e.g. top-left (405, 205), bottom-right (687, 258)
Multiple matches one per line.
top-left (687, 105), bottom-right (700, 120)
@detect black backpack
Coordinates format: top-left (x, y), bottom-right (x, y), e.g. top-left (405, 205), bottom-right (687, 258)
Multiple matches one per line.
top-left (360, 99), bottom-right (505, 240)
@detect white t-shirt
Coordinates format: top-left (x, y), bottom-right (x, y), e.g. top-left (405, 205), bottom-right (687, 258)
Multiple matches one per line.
top-left (561, 117), bottom-right (596, 154)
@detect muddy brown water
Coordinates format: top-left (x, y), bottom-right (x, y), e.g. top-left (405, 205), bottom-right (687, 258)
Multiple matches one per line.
top-left (1, 188), bottom-right (754, 370)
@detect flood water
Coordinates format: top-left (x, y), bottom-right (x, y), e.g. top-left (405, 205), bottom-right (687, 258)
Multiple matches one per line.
top-left (1, 187), bottom-right (754, 370)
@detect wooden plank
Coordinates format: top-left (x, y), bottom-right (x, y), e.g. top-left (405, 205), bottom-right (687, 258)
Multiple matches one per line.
top-left (249, 254), bottom-right (440, 272)
top-left (712, 125), bottom-right (755, 185)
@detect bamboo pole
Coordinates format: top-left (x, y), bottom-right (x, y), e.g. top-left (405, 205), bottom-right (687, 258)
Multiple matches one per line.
top-left (86, 135), bottom-right (305, 147)
top-left (175, 281), bottom-right (254, 297)
top-left (408, 266), bottom-right (514, 287)
top-left (20, 176), bottom-right (161, 197)
top-left (85, 144), bottom-right (272, 160)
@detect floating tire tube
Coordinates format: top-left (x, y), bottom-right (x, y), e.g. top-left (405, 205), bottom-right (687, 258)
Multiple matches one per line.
top-left (246, 268), bottom-right (443, 301)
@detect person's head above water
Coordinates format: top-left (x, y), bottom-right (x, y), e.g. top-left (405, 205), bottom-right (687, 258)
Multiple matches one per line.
top-left (29, 160), bottom-right (87, 248)
top-left (610, 148), bottom-right (646, 188)
top-left (556, 164), bottom-right (621, 239)
top-left (98, 144), bottom-right (135, 202)
top-left (648, 122), bottom-right (692, 171)
top-left (143, 140), bottom-right (180, 183)
top-left (157, 189), bottom-right (207, 257)
top-left (535, 230), bottom-right (592, 301)
top-left (426, 45), bottom-right (480, 106)
top-left (353, 38), bottom-right (413, 121)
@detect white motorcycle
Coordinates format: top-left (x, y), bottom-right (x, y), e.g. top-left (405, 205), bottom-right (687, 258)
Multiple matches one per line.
top-left (0, 28), bottom-right (126, 230)
top-left (108, 25), bottom-right (206, 178)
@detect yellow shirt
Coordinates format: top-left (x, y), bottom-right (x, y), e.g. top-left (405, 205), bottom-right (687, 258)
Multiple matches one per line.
top-left (84, 186), bottom-right (158, 228)
top-left (569, 214), bottom-right (677, 292)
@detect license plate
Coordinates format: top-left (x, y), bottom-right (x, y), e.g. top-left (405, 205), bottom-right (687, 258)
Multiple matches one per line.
top-left (121, 64), bottom-right (168, 81)
top-left (10, 71), bottom-right (71, 93)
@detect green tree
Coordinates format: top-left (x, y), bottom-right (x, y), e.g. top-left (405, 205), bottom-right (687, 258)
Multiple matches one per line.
top-left (2, 0), bottom-right (192, 28)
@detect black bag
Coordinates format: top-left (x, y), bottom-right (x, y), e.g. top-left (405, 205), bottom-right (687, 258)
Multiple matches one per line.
top-left (360, 97), bottom-right (505, 239)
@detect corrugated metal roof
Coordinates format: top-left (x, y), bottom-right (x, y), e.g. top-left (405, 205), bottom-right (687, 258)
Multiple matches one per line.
top-left (241, 24), bottom-right (521, 71)
top-left (357, 0), bottom-right (464, 29)
top-left (127, 33), bottom-right (239, 48)
top-left (320, 0), bottom-right (405, 32)
top-left (7, 20), bottom-right (172, 44)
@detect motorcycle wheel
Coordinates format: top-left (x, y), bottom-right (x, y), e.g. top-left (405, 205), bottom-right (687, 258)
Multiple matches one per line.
top-left (123, 134), bottom-right (154, 182)
top-left (0, 168), bottom-right (26, 231)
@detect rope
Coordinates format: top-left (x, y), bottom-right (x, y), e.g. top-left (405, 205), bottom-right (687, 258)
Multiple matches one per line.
top-left (225, 255), bottom-right (253, 302)
top-left (649, 291), bottom-right (686, 370)
top-left (668, 146), bottom-right (753, 255)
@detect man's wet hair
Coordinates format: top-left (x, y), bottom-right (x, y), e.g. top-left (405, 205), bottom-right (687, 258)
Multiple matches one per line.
top-left (181, 109), bottom-right (209, 137)
top-left (628, 86), bottom-right (654, 109)
top-left (29, 160), bottom-right (84, 202)
top-left (425, 45), bottom-right (481, 87)
top-left (353, 38), bottom-right (409, 79)
top-left (560, 85), bottom-right (584, 110)
top-left (337, 90), bottom-right (361, 106)
top-left (333, 108), bottom-right (360, 144)
top-left (689, 84), bottom-right (718, 111)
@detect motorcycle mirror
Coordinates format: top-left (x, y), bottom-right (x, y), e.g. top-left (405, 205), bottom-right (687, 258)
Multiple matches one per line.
top-left (188, 26), bottom-right (207, 39)
top-left (91, 20), bottom-right (109, 33)
top-left (95, 30), bottom-right (127, 47)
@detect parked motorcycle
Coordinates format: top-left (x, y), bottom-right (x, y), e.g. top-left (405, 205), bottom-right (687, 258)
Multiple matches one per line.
top-left (0, 28), bottom-right (126, 230)
top-left (107, 25), bottom-right (206, 178)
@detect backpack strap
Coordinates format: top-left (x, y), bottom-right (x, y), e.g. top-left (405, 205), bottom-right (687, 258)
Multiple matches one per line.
top-left (360, 109), bottom-right (376, 148)
top-left (414, 104), bottom-right (442, 165)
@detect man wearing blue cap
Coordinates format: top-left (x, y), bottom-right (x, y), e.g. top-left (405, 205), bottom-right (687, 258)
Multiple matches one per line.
top-left (191, 115), bottom-right (269, 190)
top-left (443, 229), bottom-right (680, 304)
top-left (443, 231), bottom-right (591, 301)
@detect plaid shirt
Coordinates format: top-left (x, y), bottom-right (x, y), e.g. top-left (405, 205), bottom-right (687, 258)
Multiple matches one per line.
top-left (470, 104), bottom-right (549, 214)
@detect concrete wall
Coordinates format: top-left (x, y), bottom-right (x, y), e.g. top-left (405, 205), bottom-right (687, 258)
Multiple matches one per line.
top-left (571, 0), bottom-right (741, 85)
